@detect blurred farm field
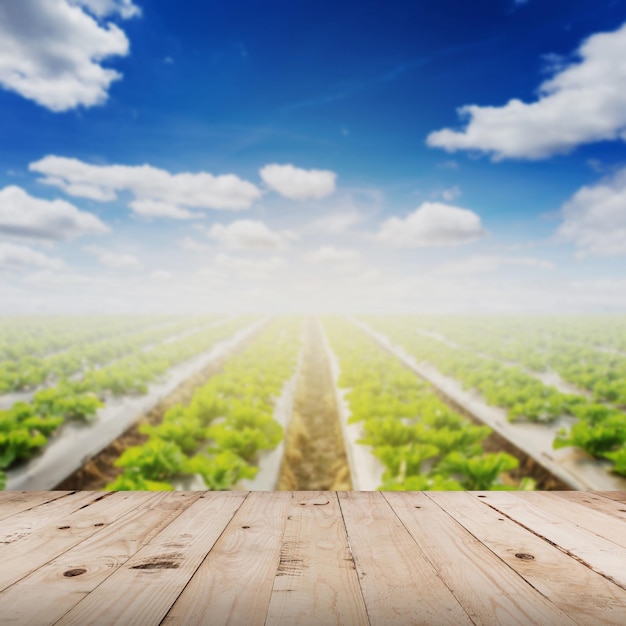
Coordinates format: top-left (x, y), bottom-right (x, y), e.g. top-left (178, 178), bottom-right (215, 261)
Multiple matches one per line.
top-left (1, 314), bottom-right (625, 492)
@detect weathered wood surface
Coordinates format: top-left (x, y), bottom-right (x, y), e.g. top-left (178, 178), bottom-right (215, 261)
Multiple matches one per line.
top-left (0, 491), bottom-right (624, 625)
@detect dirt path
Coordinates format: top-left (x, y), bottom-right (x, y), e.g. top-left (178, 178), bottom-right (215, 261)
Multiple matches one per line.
top-left (277, 318), bottom-right (352, 490)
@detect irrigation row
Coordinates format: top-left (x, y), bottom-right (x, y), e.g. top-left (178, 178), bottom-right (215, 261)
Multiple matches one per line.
top-left (6, 317), bottom-right (268, 490)
top-left (10, 313), bottom-right (596, 492)
top-left (349, 317), bottom-right (626, 490)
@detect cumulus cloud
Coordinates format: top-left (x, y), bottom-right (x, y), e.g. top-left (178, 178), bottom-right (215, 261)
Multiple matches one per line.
top-left (556, 166), bottom-right (626, 256)
top-left (0, 0), bottom-right (139, 112)
top-left (85, 245), bottom-right (142, 269)
top-left (69, 0), bottom-right (141, 19)
top-left (208, 220), bottom-right (297, 251)
top-left (259, 164), bottom-right (337, 200)
top-left (215, 253), bottom-right (285, 279)
top-left (377, 202), bottom-right (486, 248)
top-left (0, 185), bottom-right (109, 240)
top-left (307, 246), bottom-right (360, 263)
top-left (128, 200), bottom-right (200, 220)
top-left (29, 156), bottom-right (262, 214)
top-left (436, 254), bottom-right (554, 276)
top-left (310, 210), bottom-right (362, 234)
top-left (427, 22), bottom-right (626, 160)
top-left (179, 236), bottom-right (211, 253)
top-left (0, 242), bottom-right (66, 271)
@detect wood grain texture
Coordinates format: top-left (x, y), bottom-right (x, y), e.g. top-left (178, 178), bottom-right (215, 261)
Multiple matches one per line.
top-left (338, 491), bottom-right (473, 626)
top-left (474, 491), bottom-right (626, 589)
top-left (595, 491), bottom-right (626, 503)
top-left (0, 491), bottom-right (145, 592)
top-left (385, 491), bottom-right (576, 626)
top-left (552, 491), bottom-right (626, 521)
top-left (264, 492), bottom-right (368, 626)
top-left (0, 491), bottom-right (72, 522)
top-left (162, 491), bottom-right (291, 626)
top-left (524, 491), bottom-right (626, 549)
top-left (428, 491), bottom-right (626, 625)
top-left (0, 491), bottom-right (624, 626)
top-left (57, 491), bottom-right (247, 626)
top-left (0, 491), bottom-right (201, 625)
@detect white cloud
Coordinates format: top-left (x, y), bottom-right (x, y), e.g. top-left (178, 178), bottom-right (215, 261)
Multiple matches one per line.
top-left (556, 166), bottom-right (626, 256)
top-left (0, 1), bottom-right (138, 112)
top-left (0, 242), bottom-right (66, 271)
top-left (208, 220), bottom-right (297, 251)
top-left (377, 202), bottom-right (486, 248)
top-left (69, 0), bottom-right (141, 19)
top-left (150, 270), bottom-right (174, 281)
top-left (436, 254), bottom-right (554, 276)
top-left (85, 245), bottom-right (142, 269)
top-left (259, 164), bottom-right (337, 200)
top-left (310, 210), bottom-right (362, 234)
top-left (215, 253), bottom-right (285, 279)
top-left (0, 185), bottom-right (109, 240)
top-left (427, 22), bottom-right (626, 159)
top-left (128, 199), bottom-right (200, 220)
top-left (307, 246), bottom-right (360, 263)
top-left (29, 156), bottom-right (262, 212)
top-left (440, 186), bottom-right (461, 202)
top-left (179, 236), bottom-right (211, 253)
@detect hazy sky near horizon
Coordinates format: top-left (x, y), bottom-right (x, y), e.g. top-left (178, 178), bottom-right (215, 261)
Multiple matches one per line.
top-left (1, 0), bottom-right (626, 314)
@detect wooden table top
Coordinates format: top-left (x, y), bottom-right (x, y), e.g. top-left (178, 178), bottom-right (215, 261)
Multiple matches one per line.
top-left (0, 490), bottom-right (625, 625)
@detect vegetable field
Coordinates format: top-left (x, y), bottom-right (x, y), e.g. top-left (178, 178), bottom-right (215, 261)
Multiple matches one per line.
top-left (1, 314), bottom-right (626, 492)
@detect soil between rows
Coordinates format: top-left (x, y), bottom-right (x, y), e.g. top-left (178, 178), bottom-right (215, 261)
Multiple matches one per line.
top-left (277, 318), bottom-right (352, 490)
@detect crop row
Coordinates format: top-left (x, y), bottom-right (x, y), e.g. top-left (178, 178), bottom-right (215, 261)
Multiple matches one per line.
top-left (405, 315), bottom-right (626, 405)
top-left (323, 317), bottom-right (530, 491)
top-left (0, 315), bottom-right (219, 394)
top-left (360, 317), bottom-right (626, 478)
top-left (0, 315), bottom-right (175, 362)
top-left (0, 316), bottom-right (256, 490)
top-left (107, 317), bottom-right (302, 490)
top-left (411, 314), bottom-right (626, 353)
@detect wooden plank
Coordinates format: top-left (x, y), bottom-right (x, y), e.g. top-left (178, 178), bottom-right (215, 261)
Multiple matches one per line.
top-left (474, 492), bottom-right (626, 590)
top-left (385, 491), bottom-right (575, 626)
top-left (595, 491), bottom-right (626, 504)
top-left (162, 491), bottom-right (291, 626)
top-left (58, 491), bottom-right (247, 626)
top-left (0, 491), bottom-right (202, 625)
top-left (264, 492), bottom-right (369, 626)
top-left (495, 492), bottom-right (626, 551)
top-left (552, 491), bottom-right (626, 522)
top-left (0, 491), bottom-right (73, 522)
top-left (0, 491), bottom-right (149, 592)
top-left (428, 491), bottom-right (626, 625)
top-left (338, 491), bottom-right (472, 626)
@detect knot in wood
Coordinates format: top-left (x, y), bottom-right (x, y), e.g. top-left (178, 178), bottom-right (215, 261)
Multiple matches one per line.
top-left (63, 568), bottom-right (87, 577)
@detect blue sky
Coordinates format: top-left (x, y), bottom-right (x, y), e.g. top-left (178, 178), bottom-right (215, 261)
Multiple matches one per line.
top-left (1, 0), bottom-right (626, 313)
